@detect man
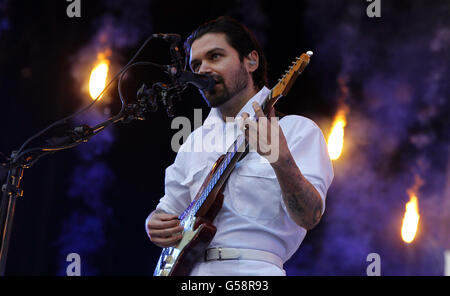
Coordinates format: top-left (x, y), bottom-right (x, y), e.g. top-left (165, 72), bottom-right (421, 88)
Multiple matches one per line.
top-left (146, 16), bottom-right (333, 276)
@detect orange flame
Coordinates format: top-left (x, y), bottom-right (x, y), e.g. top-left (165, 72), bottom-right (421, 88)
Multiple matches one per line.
top-left (89, 54), bottom-right (109, 100)
top-left (327, 111), bottom-right (347, 160)
top-left (401, 194), bottom-right (420, 243)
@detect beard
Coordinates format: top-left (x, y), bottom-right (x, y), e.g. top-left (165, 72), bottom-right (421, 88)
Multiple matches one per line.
top-left (201, 63), bottom-right (249, 107)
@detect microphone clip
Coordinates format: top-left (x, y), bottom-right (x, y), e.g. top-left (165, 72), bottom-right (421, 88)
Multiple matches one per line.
top-left (130, 81), bottom-right (185, 119)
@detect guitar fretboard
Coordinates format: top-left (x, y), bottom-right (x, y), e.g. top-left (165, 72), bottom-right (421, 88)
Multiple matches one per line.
top-left (179, 132), bottom-right (246, 220)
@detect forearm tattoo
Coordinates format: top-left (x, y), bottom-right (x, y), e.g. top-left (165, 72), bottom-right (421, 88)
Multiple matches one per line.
top-left (274, 155), bottom-right (323, 229)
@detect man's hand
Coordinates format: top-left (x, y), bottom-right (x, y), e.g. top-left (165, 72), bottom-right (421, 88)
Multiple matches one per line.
top-left (239, 101), bottom-right (289, 165)
top-left (146, 211), bottom-right (184, 248)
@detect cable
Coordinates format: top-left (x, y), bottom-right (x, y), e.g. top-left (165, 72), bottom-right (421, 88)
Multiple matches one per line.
top-left (14, 35), bottom-right (159, 160)
top-left (8, 60), bottom-right (165, 168)
top-left (116, 61), bottom-right (165, 116)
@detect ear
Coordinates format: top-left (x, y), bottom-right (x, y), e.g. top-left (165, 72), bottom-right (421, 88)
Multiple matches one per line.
top-left (245, 50), bottom-right (259, 73)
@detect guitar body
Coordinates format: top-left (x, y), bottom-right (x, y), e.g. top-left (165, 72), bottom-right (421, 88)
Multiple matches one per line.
top-left (153, 157), bottom-right (226, 276)
top-left (161, 217), bottom-right (217, 276)
top-left (153, 52), bottom-right (312, 276)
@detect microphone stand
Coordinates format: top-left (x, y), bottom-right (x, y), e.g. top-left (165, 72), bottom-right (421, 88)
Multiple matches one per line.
top-left (0, 75), bottom-right (186, 276)
top-left (0, 160), bottom-right (23, 276)
top-left (0, 32), bottom-right (215, 275)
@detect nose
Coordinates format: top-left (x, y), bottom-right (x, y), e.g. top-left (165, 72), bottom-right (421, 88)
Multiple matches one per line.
top-left (197, 61), bottom-right (213, 75)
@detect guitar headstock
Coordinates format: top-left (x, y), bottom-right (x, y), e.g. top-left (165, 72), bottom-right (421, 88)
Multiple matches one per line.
top-left (271, 51), bottom-right (313, 100)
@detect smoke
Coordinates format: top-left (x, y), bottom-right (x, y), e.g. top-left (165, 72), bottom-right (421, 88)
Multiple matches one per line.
top-left (55, 0), bottom-right (153, 275)
top-left (285, 0), bottom-right (450, 275)
top-left (0, 0), bottom-right (9, 40)
top-left (55, 111), bottom-right (115, 276)
top-left (229, 0), bottom-right (269, 49)
top-left (69, 1), bottom-right (153, 98)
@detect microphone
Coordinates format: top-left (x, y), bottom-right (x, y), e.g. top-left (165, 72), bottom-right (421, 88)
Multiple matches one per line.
top-left (175, 71), bottom-right (216, 91)
top-left (153, 34), bottom-right (216, 91)
top-left (152, 33), bottom-right (181, 43)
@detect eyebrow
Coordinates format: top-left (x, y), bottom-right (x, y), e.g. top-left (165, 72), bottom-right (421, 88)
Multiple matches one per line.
top-left (190, 47), bottom-right (226, 68)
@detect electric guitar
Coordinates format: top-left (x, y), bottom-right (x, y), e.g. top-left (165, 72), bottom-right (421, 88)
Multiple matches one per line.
top-left (153, 51), bottom-right (313, 276)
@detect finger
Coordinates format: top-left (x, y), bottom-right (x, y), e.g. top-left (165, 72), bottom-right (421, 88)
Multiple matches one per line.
top-left (148, 218), bottom-right (180, 230)
top-left (158, 213), bottom-right (180, 221)
top-left (239, 112), bottom-right (257, 134)
top-left (154, 233), bottom-right (183, 248)
top-left (243, 114), bottom-right (257, 127)
top-left (252, 101), bottom-right (265, 119)
top-left (237, 113), bottom-right (247, 131)
top-left (149, 225), bottom-right (184, 238)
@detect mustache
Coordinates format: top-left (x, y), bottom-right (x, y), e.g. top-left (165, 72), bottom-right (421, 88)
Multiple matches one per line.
top-left (210, 74), bottom-right (224, 84)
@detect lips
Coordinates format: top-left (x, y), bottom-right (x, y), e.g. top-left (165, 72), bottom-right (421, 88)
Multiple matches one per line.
top-left (211, 75), bottom-right (224, 84)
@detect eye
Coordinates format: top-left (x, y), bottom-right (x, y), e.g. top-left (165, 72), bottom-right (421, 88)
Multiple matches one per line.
top-left (211, 53), bottom-right (221, 60)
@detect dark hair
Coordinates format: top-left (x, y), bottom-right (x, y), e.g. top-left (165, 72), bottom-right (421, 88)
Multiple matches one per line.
top-left (184, 16), bottom-right (268, 90)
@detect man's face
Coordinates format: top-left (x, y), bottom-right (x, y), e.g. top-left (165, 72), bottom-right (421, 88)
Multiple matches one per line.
top-left (189, 33), bottom-right (250, 107)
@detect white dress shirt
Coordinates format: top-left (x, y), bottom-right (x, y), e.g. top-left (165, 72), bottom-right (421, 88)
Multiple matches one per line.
top-left (155, 86), bottom-right (334, 275)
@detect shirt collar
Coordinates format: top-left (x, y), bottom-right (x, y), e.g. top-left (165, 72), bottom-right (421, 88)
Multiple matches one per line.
top-left (204, 86), bottom-right (271, 125)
